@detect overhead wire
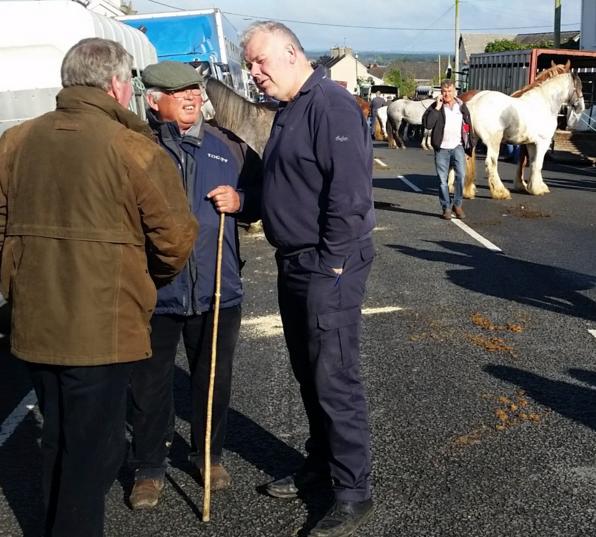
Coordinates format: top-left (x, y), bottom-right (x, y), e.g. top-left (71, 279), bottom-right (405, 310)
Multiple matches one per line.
top-left (141, 0), bottom-right (579, 32)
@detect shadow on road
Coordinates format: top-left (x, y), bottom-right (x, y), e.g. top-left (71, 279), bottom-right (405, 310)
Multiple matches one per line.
top-left (389, 240), bottom-right (596, 321)
top-left (485, 365), bottom-right (596, 430)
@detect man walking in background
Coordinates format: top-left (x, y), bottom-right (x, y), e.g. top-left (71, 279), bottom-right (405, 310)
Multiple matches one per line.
top-left (0, 38), bottom-right (196, 537)
top-left (242, 21), bottom-right (376, 537)
top-left (422, 78), bottom-right (475, 220)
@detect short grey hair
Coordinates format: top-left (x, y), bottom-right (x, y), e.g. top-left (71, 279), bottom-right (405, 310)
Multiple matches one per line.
top-left (145, 88), bottom-right (163, 102)
top-left (61, 38), bottom-right (133, 90)
top-left (440, 79), bottom-right (455, 89)
top-left (240, 21), bottom-right (304, 53)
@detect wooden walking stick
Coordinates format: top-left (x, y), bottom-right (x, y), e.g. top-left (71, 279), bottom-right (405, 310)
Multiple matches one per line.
top-left (202, 212), bottom-right (225, 522)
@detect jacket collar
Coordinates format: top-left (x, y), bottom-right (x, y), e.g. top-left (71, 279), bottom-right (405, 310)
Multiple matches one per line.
top-left (294, 65), bottom-right (326, 99)
top-left (146, 107), bottom-right (204, 146)
top-left (56, 86), bottom-right (153, 140)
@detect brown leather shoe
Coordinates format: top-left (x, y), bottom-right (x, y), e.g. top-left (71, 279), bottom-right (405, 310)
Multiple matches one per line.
top-left (452, 205), bottom-right (465, 219)
top-left (129, 478), bottom-right (165, 510)
top-left (441, 208), bottom-right (452, 220)
top-left (200, 463), bottom-right (232, 491)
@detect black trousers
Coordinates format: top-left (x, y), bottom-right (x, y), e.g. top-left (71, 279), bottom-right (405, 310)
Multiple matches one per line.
top-left (275, 238), bottom-right (375, 502)
top-left (129, 306), bottom-right (241, 478)
top-left (28, 361), bottom-right (132, 537)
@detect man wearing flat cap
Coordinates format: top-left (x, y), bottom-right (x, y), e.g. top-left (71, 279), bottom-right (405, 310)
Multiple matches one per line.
top-left (127, 61), bottom-right (262, 509)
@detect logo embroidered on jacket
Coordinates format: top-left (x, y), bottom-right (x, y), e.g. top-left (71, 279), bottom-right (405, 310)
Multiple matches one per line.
top-left (207, 153), bottom-right (228, 163)
top-left (335, 135), bottom-right (349, 142)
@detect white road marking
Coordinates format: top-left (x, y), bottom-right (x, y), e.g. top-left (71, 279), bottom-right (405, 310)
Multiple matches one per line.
top-left (393, 174), bottom-right (503, 253)
top-left (362, 306), bottom-right (402, 315)
top-left (0, 390), bottom-right (37, 448)
top-left (242, 306), bottom-right (402, 338)
top-left (589, 329), bottom-right (596, 339)
top-left (451, 219), bottom-right (502, 252)
top-left (374, 158), bottom-right (388, 168)
top-left (398, 175), bottom-right (422, 193)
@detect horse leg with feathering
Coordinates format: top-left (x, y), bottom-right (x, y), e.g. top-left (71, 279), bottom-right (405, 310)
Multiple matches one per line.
top-left (463, 61), bottom-right (584, 199)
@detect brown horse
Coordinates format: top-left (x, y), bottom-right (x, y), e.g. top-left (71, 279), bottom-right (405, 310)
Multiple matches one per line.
top-left (355, 95), bottom-right (370, 120)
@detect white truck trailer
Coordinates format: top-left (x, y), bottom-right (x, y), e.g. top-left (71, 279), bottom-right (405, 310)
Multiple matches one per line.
top-left (0, 0), bottom-right (157, 135)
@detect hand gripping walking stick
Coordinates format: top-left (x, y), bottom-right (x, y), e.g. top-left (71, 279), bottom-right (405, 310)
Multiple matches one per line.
top-left (202, 212), bottom-right (225, 522)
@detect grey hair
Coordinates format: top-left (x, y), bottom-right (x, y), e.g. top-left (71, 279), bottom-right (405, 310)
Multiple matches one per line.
top-left (145, 88), bottom-right (163, 102)
top-left (61, 38), bottom-right (132, 90)
top-left (440, 78), bottom-right (455, 89)
top-left (240, 21), bottom-right (304, 53)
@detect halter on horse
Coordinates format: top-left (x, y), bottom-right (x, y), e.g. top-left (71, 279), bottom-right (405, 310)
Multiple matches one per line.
top-left (464, 61), bottom-right (584, 199)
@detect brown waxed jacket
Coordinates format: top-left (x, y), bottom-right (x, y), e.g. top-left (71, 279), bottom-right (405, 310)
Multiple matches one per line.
top-left (0, 86), bottom-right (198, 365)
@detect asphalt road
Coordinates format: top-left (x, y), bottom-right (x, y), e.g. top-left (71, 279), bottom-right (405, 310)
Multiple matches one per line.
top-left (1, 142), bottom-right (596, 537)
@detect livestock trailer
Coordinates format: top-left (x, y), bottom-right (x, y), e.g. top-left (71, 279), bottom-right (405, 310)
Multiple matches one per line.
top-left (0, 0), bottom-right (157, 135)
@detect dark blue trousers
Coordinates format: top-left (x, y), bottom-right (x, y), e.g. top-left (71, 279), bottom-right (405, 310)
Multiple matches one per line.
top-left (275, 238), bottom-right (375, 502)
top-left (129, 306), bottom-right (241, 478)
top-left (28, 361), bottom-right (133, 537)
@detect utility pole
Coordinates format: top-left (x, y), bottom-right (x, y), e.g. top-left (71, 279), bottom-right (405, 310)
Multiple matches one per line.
top-left (454, 0), bottom-right (460, 88)
top-left (554, 0), bottom-right (561, 48)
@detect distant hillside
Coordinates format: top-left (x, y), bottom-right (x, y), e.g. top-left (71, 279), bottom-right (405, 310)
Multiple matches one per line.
top-left (306, 51), bottom-right (449, 65)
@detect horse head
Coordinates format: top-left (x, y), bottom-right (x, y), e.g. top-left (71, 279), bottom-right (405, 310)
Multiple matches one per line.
top-left (205, 78), bottom-right (276, 157)
top-left (566, 72), bottom-right (585, 128)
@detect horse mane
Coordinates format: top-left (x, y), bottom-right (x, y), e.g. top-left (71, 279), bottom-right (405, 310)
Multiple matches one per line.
top-left (205, 78), bottom-right (276, 157)
top-left (510, 60), bottom-right (570, 97)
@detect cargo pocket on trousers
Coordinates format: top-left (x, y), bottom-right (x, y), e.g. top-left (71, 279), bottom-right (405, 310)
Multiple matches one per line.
top-left (317, 306), bottom-right (361, 368)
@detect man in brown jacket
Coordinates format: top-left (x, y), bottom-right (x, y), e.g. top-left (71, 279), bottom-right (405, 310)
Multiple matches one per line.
top-left (0, 38), bottom-right (197, 537)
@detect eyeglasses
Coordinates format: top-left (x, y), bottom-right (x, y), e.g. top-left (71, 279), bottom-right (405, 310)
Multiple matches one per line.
top-left (164, 88), bottom-right (202, 100)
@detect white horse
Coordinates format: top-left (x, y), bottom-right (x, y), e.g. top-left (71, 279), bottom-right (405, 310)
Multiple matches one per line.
top-left (464, 61), bottom-right (585, 199)
top-left (385, 98), bottom-right (434, 150)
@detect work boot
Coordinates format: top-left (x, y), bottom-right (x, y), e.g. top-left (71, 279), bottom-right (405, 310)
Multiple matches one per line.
top-left (441, 208), bottom-right (452, 220)
top-left (266, 468), bottom-right (331, 499)
top-left (129, 478), bottom-right (165, 510)
top-left (308, 499), bottom-right (374, 537)
top-left (452, 205), bottom-right (465, 219)
top-left (199, 463), bottom-right (232, 491)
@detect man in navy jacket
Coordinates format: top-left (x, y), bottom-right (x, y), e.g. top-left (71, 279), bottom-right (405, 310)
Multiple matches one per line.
top-left (127, 61), bottom-right (261, 509)
top-left (242, 21), bottom-right (375, 537)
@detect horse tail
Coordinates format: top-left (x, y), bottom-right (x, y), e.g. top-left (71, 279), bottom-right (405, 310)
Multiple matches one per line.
top-left (386, 116), bottom-right (396, 149)
top-left (463, 147), bottom-right (477, 199)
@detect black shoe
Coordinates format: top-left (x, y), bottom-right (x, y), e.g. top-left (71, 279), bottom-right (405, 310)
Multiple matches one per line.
top-left (266, 469), bottom-right (330, 499)
top-left (309, 499), bottom-right (373, 537)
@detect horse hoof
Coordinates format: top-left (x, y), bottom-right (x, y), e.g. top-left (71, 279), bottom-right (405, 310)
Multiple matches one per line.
top-left (492, 190), bottom-right (512, 200)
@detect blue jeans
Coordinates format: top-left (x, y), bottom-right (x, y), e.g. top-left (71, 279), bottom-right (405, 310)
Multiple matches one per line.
top-left (434, 145), bottom-right (465, 210)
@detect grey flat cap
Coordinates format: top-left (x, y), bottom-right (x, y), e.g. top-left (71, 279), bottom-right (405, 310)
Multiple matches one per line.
top-left (141, 61), bottom-right (203, 90)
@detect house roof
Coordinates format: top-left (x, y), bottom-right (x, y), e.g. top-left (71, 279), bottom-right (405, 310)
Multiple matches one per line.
top-left (515, 31), bottom-right (580, 44)
top-left (322, 55), bottom-right (344, 69)
top-left (460, 33), bottom-right (516, 58)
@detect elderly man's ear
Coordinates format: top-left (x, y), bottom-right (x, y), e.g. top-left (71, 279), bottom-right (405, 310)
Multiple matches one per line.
top-left (146, 92), bottom-right (159, 112)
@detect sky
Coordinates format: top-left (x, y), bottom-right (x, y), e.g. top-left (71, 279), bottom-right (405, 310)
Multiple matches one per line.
top-left (130, 0), bottom-right (584, 54)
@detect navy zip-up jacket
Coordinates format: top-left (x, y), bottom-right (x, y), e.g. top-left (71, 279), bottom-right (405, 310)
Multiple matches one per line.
top-left (262, 66), bottom-right (375, 269)
top-left (147, 110), bottom-right (261, 315)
